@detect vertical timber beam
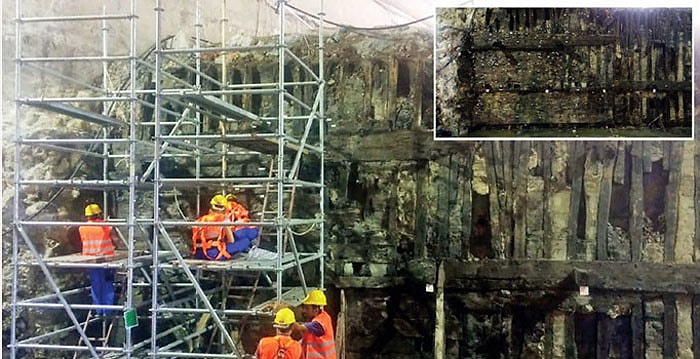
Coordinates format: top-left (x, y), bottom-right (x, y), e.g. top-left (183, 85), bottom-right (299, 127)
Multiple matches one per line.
top-left (696, 139), bottom-right (700, 261)
top-left (693, 295), bottom-right (700, 359)
top-left (677, 295), bottom-right (693, 358)
top-left (415, 160), bottom-right (429, 258)
top-left (584, 143), bottom-right (602, 260)
top-left (513, 141), bottom-right (529, 258)
top-left (630, 142), bottom-right (644, 261)
top-left (595, 142), bottom-right (615, 260)
top-left (461, 148), bottom-right (473, 259)
top-left (676, 142), bottom-right (695, 263)
top-left (664, 294), bottom-right (678, 358)
top-left (664, 143), bottom-right (682, 262)
top-left (632, 297), bottom-right (645, 359)
top-left (567, 141), bottom-right (585, 259)
top-left (542, 142), bottom-right (553, 258)
top-left (484, 142), bottom-right (505, 258)
top-left (434, 261), bottom-right (446, 359)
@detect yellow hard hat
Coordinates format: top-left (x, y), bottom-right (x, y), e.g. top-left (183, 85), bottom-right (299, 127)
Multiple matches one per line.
top-left (84, 204), bottom-right (102, 216)
top-left (273, 308), bottom-right (296, 328)
top-left (225, 193), bottom-right (237, 202)
top-left (210, 194), bottom-right (227, 210)
top-left (301, 289), bottom-right (327, 306)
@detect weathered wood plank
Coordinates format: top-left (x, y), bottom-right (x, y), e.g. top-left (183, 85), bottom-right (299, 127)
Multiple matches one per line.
top-left (484, 142), bottom-right (505, 258)
top-left (326, 129), bottom-right (470, 162)
top-left (335, 276), bottom-right (407, 288)
top-left (696, 142), bottom-right (700, 262)
top-left (632, 297), bottom-right (644, 359)
top-left (513, 141), bottom-right (529, 258)
top-left (471, 33), bottom-right (618, 50)
top-left (414, 160), bottom-right (429, 259)
top-left (692, 295), bottom-right (700, 359)
top-left (434, 262), bottom-right (446, 359)
top-left (596, 142), bottom-right (616, 260)
top-left (664, 294), bottom-right (678, 358)
top-left (567, 142), bottom-right (585, 259)
top-left (584, 144), bottom-right (603, 260)
top-left (43, 250), bottom-right (131, 264)
top-left (502, 142), bottom-right (515, 257)
top-left (542, 142), bottom-right (553, 259)
top-left (664, 143), bottom-right (682, 262)
top-left (676, 142), bottom-right (695, 263)
top-left (597, 315), bottom-right (611, 358)
top-left (442, 259), bottom-right (700, 294)
top-left (629, 142), bottom-right (644, 261)
top-left (613, 141), bottom-right (626, 185)
top-left (461, 150), bottom-right (473, 259)
top-left (412, 60), bottom-right (424, 128)
top-left (387, 57), bottom-right (398, 124)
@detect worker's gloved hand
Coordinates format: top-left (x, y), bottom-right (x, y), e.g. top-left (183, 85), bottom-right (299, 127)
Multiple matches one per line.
top-left (292, 322), bottom-right (305, 334)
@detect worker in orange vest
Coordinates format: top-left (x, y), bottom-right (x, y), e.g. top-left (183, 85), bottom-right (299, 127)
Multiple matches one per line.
top-left (225, 193), bottom-right (259, 249)
top-left (192, 194), bottom-right (249, 260)
top-left (292, 290), bottom-right (336, 359)
top-left (79, 203), bottom-right (118, 316)
top-left (256, 308), bottom-right (302, 359)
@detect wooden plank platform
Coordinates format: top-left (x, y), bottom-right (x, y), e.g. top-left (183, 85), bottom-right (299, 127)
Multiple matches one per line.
top-left (168, 252), bottom-right (298, 272)
top-left (43, 250), bottom-right (131, 264)
top-left (36, 250), bottom-right (164, 267)
top-left (251, 287), bottom-right (308, 313)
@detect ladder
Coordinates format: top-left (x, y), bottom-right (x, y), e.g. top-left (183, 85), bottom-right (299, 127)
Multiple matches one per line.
top-left (255, 156), bottom-right (299, 249)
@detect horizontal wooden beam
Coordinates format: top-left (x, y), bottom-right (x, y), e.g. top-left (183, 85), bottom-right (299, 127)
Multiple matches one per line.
top-left (471, 34), bottom-right (618, 51)
top-left (443, 259), bottom-right (700, 294)
top-left (326, 129), bottom-right (470, 162)
top-left (471, 80), bottom-right (692, 94)
top-left (335, 276), bottom-right (407, 288)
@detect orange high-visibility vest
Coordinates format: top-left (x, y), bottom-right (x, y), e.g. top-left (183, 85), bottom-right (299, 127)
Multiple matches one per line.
top-left (227, 201), bottom-right (256, 231)
top-left (79, 219), bottom-right (115, 256)
top-left (256, 335), bottom-right (302, 359)
top-left (301, 310), bottom-right (336, 359)
top-left (191, 211), bottom-right (231, 260)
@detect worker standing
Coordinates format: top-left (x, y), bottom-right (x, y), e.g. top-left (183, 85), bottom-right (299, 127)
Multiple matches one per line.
top-left (225, 193), bottom-right (259, 247)
top-left (192, 194), bottom-right (255, 260)
top-left (292, 290), bottom-right (336, 359)
top-left (256, 308), bottom-right (302, 359)
top-left (79, 204), bottom-right (117, 316)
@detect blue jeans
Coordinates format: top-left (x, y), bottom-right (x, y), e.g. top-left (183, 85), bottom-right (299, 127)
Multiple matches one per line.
top-left (87, 268), bottom-right (115, 316)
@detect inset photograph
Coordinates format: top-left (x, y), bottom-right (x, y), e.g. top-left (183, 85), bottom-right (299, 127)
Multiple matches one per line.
top-left (435, 8), bottom-right (693, 138)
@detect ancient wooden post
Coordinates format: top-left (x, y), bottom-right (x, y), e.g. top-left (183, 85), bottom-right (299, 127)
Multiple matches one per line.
top-left (595, 142), bottom-right (615, 261)
top-left (629, 142), bottom-right (644, 261)
top-left (675, 142), bottom-right (695, 263)
top-left (664, 143), bottom-right (682, 262)
top-left (584, 144), bottom-right (603, 260)
top-left (664, 294), bottom-right (678, 358)
top-left (567, 141), bottom-right (585, 259)
top-left (513, 141), bottom-right (529, 258)
top-left (434, 261), bottom-right (446, 359)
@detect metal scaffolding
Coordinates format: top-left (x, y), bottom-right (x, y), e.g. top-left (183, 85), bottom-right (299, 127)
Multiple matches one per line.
top-left (10, 1), bottom-right (325, 358)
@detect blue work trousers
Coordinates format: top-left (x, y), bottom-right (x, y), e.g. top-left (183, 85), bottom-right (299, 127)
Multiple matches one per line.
top-left (87, 268), bottom-right (115, 316)
top-left (193, 237), bottom-right (253, 261)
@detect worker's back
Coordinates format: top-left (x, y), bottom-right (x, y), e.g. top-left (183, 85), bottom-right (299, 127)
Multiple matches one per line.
top-left (256, 335), bottom-right (301, 359)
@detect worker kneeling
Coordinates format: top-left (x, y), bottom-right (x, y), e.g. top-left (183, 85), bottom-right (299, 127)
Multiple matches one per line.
top-left (226, 193), bottom-right (259, 246)
top-left (255, 308), bottom-right (302, 359)
top-left (191, 195), bottom-right (251, 261)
